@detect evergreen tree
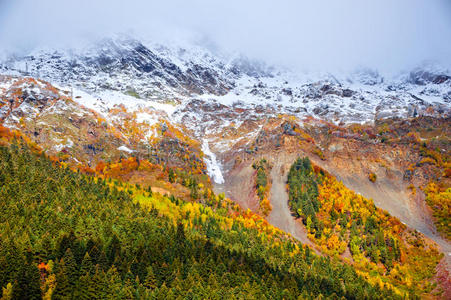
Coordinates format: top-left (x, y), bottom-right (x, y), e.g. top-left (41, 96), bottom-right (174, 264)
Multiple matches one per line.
top-left (80, 252), bottom-right (94, 276)
top-left (52, 261), bottom-right (71, 300)
top-left (11, 258), bottom-right (41, 300)
top-left (106, 235), bottom-right (121, 266)
top-left (0, 141), bottom-right (411, 299)
top-left (143, 266), bottom-right (157, 290)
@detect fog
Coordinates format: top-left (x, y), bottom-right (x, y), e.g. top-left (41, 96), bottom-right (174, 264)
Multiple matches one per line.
top-left (0, 0), bottom-right (450, 74)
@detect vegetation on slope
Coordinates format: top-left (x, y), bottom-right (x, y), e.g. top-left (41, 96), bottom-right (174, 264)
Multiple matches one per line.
top-left (299, 116), bottom-right (450, 240)
top-left (92, 155), bottom-right (213, 204)
top-left (417, 144), bottom-right (451, 239)
top-left (0, 76), bottom-right (207, 177)
top-left (371, 118), bottom-right (450, 240)
top-left (287, 157), bottom-right (443, 296)
top-left (288, 157), bottom-right (321, 225)
top-left (252, 158), bottom-right (272, 216)
top-left (0, 139), bottom-right (404, 299)
top-left (424, 182), bottom-right (451, 240)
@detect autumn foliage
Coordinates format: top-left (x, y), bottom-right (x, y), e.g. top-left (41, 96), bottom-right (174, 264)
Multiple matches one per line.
top-left (252, 159), bottom-right (272, 216)
top-left (287, 157), bottom-right (442, 295)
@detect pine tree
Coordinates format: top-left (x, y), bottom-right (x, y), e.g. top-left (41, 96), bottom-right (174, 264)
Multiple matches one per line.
top-left (52, 262), bottom-right (71, 300)
top-left (11, 259), bottom-right (41, 300)
top-left (62, 249), bottom-right (78, 284)
top-left (157, 282), bottom-right (169, 299)
top-left (143, 266), bottom-right (157, 290)
top-left (106, 235), bottom-right (121, 265)
top-left (176, 222), bottom-right (186, 245)
top-left (168, 169), bottom-right (175, 183)
top-left (104, 267), bottom-right (123, 300)
top-left (122, 275), bottom-right (135, 300)
top-left (55, 233), bottom-right (75, 260)
top-left (80, 252), bottom-right (94, 276)
top-left (74, 273), bottom-right (94, 300)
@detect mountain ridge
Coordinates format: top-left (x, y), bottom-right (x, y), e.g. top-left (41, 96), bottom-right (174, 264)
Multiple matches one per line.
top-left (1, 36), bottom-right (450, 127)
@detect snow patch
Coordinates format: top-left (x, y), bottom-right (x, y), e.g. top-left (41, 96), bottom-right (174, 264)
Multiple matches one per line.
top-left (201, 140), bottom-right (224, 184)
top-left (118, 145), bottom-right (134, 153)
top-left (136, 112), bottom-right (159, 125)
top-left (61, 86), bottom-right (178, 118)
top-left (54, 138), bottom-right (74, 151)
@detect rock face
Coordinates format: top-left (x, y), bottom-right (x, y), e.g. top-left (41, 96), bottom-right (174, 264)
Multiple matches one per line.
top-left (342, 89), bottom-right (354, 97)
top-left (409, 69), bottom-right (451, 85)
top-left (1, 38), bottom-right (235, 100)
top-left (282, 122), bottom-right (296, 136)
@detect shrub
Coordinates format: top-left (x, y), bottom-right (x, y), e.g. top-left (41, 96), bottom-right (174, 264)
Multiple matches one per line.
top-left (368, 173), bottom-right (377, 183)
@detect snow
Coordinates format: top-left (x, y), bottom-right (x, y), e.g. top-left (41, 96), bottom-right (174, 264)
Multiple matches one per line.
top-left (144, 128), bottom-right (158, 140)
top-left (201, 139), bottom-right (224, 184)
top-left (136, 112), bottom-right (159, 125)
top-left (17, 101), bottom-right (39, 118)
top-left (53, 138), bottom-right (74, 151)
top-left (118, 145), bottom-right (134, 153)
top-left (0, 79), bottom-right (14, 91)
top-left (70, 88), bottom-right (103, 112)
top-left (195, 71), bottom-right (449, 126)
top-left (60, 86), bottom-right (178, 118)
top-left (97, 90), bottom-right (178, 116)
top-left (1, 35), bottom-right (449, 138)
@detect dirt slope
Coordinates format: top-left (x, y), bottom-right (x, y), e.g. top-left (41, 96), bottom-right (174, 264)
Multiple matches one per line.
top-left (218, 151), bottom-right (317, 251)
top-left (266, 155), bottom-right (317, 251)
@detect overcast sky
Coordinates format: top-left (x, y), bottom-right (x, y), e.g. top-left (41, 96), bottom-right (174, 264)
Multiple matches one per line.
top-left (0, 0), bottom-right (450, 74)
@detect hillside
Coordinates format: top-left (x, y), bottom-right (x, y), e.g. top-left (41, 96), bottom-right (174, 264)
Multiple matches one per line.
top-left (0, 36), bottom-right (450, 298)
top-left (0, 135), bottom-right (404, 299)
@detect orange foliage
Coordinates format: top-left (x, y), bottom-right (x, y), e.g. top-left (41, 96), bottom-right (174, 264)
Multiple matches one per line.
top-left (38, 262), bottom-right (50, 272)
top-left (95, 161), bottom-right (107, 174)
top-left (78, 165), bottom-right (95, 175)
top-left (368, 173), bottom-right (377, 182)
top-left (444, 168), bottom-right (451, 178)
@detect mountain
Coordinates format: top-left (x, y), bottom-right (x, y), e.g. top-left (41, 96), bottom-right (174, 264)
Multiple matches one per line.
top-left (1, 36), bottom-right (449, 125)
top-left (0, 36), bottom-right (450, 298)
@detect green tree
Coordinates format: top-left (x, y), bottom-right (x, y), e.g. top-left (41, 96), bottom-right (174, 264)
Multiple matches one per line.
top-left (143, 266), bottom-right (157, 290)
top-left (80, 252), bottom-right (94, 276)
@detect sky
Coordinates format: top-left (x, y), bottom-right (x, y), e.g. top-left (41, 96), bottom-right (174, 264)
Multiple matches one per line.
top-left (0, 0), bottom-right (450, 74)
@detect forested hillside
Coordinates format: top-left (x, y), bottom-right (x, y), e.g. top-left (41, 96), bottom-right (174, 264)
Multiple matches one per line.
top-left (0, 138), bottom-right (404, 299)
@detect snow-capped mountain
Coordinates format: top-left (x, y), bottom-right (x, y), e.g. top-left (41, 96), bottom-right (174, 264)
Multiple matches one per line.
top-left (1, 35), bottom-right (450, 135)
top-left (2, 36), bottom-right (449, 194)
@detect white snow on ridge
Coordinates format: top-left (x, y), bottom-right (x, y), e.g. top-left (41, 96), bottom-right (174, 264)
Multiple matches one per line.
top-left (98, 90), bottom-right (178, 117)
top-left (136, 112), bottom-right (158, 125)
top-left (55, 85), bottom-right (178, 119)
top-left (118, 145), bottom-right (134, 153)
top-left (201, 139), bottom-right (225, 184)
top-left (195, 68), bottom-right (450, 126)
top-left (1, 36), bottom-right (449, 131)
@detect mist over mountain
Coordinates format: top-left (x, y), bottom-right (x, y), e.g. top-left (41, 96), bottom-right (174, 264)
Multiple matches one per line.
top-left (1, 0), bottom-right (450, 75)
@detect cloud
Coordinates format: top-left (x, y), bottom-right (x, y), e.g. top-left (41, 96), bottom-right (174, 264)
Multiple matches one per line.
top-left (0, 0), bottom-right (450, 74)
